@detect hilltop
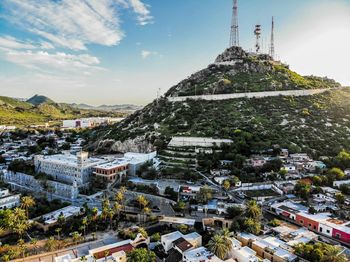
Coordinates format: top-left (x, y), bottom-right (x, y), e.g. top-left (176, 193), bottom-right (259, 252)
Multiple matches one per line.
top-left (27, 95), bottom-right (55, 106)
top-left (88, 47), bottom-right (347, 157)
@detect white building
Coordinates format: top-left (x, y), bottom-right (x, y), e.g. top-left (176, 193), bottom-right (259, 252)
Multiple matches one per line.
top-left (0, 188), bottom-right (20, 209)
top-left (34, 151), bottom-right (107, 186)
top-left (161, 231), bottom-right (202, 253)
top-left (124, 151), bottom-right (157, 176)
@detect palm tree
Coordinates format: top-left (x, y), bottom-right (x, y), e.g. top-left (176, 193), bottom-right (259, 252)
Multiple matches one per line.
top-left (80, 256), bottom-right (87, 262)
top-left (136, 195), bottom-right (149, 210)
top-left (91, 232), bottom-right (97, 241)
top-left (246, 200), bottom-right (262, 220)
top-left (208, 234), bottom-right (230, 260)
top-left (7, 208), bottom-right (31, 239)
top-left (115, 191), bottom-right (124, 204)
top-left (20, 196), bottom-right (35, 218)
top-left (71, 231), bottom-right (82, 245)
top-left (108, 209), bottom-right (115, 229)
top-left (220, 228), bottom-right (233, 249)
top-left (17, 238), bottom-right (26, 258)
top-left (55, 227), bottom-right (62, 240)
top-left (321, 245), bottom-right (347, 262)
top-left (30, 238), bottom-right (39, 255)
top-left (82, 217), bottom-right (88, 238)
top-left (113, 202), bottom-right (122, 219)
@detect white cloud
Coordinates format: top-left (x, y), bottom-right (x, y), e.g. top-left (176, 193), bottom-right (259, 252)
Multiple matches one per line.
top-left (1, 0), bottom-right (153, 50)
top-left (3, 50), bottom-right (101, 73)
top-left (128, 0), bottom-right (153, 25)
top-left (141, 50), bottom-right (158, 59)
top-left (0, 36), bottom-right (36, 50)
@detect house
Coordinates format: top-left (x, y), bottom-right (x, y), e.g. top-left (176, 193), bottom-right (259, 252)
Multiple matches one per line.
top-left (182, 246), bottom-right (222, 262)
top-left (236, 233), bottom-right (297, 262)
top-left (161, 231), bottom-right (202, 253)
top-left (0, 188), bottom-right (20, 210)
top-left (271, 200), bottom-right (350, 243)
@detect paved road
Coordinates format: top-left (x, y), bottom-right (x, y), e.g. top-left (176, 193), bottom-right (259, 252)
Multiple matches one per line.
top-left (195, 170), bottom-right (244, 204)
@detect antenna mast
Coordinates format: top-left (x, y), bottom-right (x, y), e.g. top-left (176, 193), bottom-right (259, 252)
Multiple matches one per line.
top-left (230, 0), bottom-right (239, 47)
top-left (254, 24), bottom-right (261, 53)
top-left (269, 16), bottom-right (275, 59)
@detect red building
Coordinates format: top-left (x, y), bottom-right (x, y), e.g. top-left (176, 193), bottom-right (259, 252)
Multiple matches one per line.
top-left (296, 213), bottom-right (319, 231)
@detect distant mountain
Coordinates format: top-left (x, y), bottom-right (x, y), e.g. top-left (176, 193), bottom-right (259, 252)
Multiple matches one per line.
top-left (0, 96), bottom-right (125, 127)
top-left (71, 103), bottom-right (143, 112)
top-left (27, 95), bottom-right (55, 106)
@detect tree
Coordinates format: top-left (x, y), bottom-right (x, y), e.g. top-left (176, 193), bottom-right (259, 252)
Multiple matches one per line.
top-left (223, 180), bottom-right (231, 190)
top-left (71, 231), bottom-right (82, 245)
top-left (7, 208), bottom-right (31, 238)
top-left (321, 245), bottom-right (347, 262)
top-left (20, 196), bottom-right (36, 218)
top-left (30, 238), bottom-right (39, 254)
top-left (244, 218), bottom-right (261, 235)
top-left (208, 234), bottom-right (231, 260)
top-left (198, 185), bottom-right (212, 204)
top-left (151, 232), bottom-right (161, 242)
top-left (127, 248), bottom-right (156, 262)
top-left (295, 181), bottom-right (311, 199)
top-left (45, 237), bottom-right (58, 252)
top-left (245, 200), bottom-right (262, 220)
top-left (327, 168), bottom-right (345, 182)
top-left (335, 193), bottom-right (345, 204)
top-left (268, 219), bottom-right (281, 227)
top-left (82, 217), bottom-right (88, 238)
top-left (226, 206), bottom-right (243, 219)
top-left (55, 227), bottom-right (62, 240)
top-left (136, 195), bottom-right (149, 210)
top-left (138, 227), bottom-right (148, 238)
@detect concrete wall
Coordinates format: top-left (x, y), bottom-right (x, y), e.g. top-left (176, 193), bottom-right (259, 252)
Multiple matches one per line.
top-left (168, 88), bottom-right (332, 102)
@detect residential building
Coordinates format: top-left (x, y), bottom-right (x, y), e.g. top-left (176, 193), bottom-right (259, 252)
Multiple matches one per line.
top-left (271, 200), bottom-right (350, 243)
top-left (0, 188), bottom-right (20, 209)
top-left (237, 232), bottom-right (297, 262)
top-left (161, 231), bottom-right (202, 253)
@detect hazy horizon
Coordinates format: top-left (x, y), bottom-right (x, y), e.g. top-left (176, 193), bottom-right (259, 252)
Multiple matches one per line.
top-left (1, 0), bottom-right (350, 106)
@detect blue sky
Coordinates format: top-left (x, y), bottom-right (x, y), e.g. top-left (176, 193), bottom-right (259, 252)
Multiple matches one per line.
top-left (0, 0), bottom-right (350, 105)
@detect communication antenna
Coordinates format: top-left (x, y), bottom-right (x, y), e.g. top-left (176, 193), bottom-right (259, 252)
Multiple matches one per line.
top-left (230, 0), bottom-right (239, 47)
top-left (269, 16), bottom-right (275, 59)
top-left (254, 24), bottom-right (261, 53)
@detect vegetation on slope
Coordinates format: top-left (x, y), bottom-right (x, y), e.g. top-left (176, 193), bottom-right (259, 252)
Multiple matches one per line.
top-left (93, 88), bottom-right (350, 157)
top-left (165, 47), bottom-right (340, 97)
top-left (0, 96), bottom-right (123, 126)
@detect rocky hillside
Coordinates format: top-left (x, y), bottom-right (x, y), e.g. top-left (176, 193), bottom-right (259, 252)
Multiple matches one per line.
top-left (90, 47), bottom-right (347, 157)
top-left (27, 95), bottom-right (55, 106)
top-left (166, 47), bottom-right (339, 97)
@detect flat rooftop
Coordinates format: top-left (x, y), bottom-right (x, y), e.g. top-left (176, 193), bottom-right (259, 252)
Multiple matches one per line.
top-left (94, 158), bottom-right (130, 169)
top-left (38, 154), bottom-right (106, 167)
top-left (159, 216), bottom-right (196, 226)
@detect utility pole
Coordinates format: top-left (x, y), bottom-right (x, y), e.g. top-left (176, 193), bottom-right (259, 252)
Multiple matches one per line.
top-left (230, 0), bottom-right (239, 47)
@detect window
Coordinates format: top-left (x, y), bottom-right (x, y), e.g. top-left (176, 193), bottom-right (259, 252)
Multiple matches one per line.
top-left (313, 225), bottom-right (316, 230)
top-left (320, 227), bottom-right (323, 232)
top-left (300, 220), bottom-right (303, 224)
top-left (335, 233), bottom-right (341, 239)
top-left (327, 230), bottom-right (330, 233)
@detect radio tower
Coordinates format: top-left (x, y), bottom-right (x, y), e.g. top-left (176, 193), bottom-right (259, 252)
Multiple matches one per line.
top-left (254, 24), bottom-right (261, 53)
top-left (230, 0), bottom-right (239, 47)
top-left (269, 16), bottom-right (275, 59)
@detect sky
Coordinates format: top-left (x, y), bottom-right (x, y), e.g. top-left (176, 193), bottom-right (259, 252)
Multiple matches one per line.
top-left (0, 0), bottom-right (349, 106)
